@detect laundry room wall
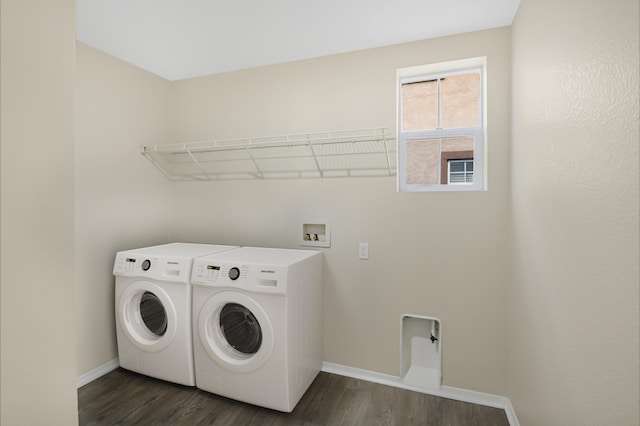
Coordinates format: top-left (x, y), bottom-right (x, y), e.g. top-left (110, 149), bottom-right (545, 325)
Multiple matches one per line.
top-left (167, 27), bottom-right (512, 395)
top-left (509, 0), bottom-right (639, 424)
top-left (75, 43), bottom-right (173, 377)
top-left (1, 0), bottom-right (77, 424)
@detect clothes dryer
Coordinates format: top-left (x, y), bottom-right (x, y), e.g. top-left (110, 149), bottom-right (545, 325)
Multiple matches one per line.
top-left (191, 247), bottom-right (323, 412)
top-left (113, 242), bottom-right (238, 386)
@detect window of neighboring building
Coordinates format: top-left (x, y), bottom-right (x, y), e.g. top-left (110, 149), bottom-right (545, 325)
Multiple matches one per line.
top-left (448, 159), bottom-right (474, 184)
top-left (397, 57), bottom-right (486, 191)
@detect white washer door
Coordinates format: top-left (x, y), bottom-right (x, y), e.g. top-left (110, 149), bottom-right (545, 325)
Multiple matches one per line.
top-left (198, 291), bottom-right (274, 373)
top-left (118, 280), bottom-right (178, 352)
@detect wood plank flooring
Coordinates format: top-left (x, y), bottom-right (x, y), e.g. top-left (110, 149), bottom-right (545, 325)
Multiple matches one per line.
top-left (78, 368), bottom-right (509, 425)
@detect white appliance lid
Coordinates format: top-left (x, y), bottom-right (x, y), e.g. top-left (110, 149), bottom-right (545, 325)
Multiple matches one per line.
top-left (118, 242), bottom-right (239, 259)
top-left (196, 246), bottom-right (320, 266)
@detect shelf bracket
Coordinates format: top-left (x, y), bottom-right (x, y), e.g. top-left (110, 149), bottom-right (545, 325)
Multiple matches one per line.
top-left (185, 146), bottom-right (212, 181)
top-left (141, 146), bottom-right (176, 181)
top-left (382, 131), bottom-right (394, 175)
top-left (245, 147), bottom-right (264, 179)
top-left (306, 135), bottom-right (323, 178)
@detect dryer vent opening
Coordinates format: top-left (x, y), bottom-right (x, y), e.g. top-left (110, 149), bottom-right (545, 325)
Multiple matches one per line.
top-left (140, 291), bottom-right (168, 336)
top-left (401, 315), bottom-right (441, 390)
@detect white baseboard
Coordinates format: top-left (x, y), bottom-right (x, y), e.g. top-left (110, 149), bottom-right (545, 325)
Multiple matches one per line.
top-left (76, 358), bottom-right (120, 389)
top-left (321, 361), bottom-right (519, 426)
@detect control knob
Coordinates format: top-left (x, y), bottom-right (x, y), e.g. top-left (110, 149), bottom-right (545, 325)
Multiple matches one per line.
top-left (142, 259), bottom-right (151, 271)
top-left (228, 267), bottom-right (240, 280)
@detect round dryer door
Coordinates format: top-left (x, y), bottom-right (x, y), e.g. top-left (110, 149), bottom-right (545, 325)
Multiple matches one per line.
top-left (198, 291), bottom-right (274, 373)
top-left (118, 281), bottom-right (178, 352)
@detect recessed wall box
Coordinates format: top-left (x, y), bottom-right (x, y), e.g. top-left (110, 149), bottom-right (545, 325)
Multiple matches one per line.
top-left (300, 223), bottom-right (330, 248)
top-left (401, 314), bottom-right (442, 390)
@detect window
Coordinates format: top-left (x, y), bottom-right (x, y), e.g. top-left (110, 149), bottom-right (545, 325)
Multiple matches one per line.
top-left (397, 57), bottom-right (486, 191)
top-left (448, 159), bottom-right (473, 184)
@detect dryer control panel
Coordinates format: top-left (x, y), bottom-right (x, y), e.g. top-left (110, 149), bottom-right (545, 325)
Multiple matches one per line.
top-left (191, 260), bottom-right (288, 294)
top-left (113, 253), bottom-right (191, 282)
top-left (191, 263), bottom-right (250, 283)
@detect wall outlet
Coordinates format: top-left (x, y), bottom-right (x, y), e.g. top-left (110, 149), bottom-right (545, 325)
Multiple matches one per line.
top-left (359, 242), bottom-right (369, 260)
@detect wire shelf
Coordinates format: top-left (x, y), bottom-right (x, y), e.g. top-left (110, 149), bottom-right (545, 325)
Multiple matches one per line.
top-left (141, 128), bottom-right (397, 181)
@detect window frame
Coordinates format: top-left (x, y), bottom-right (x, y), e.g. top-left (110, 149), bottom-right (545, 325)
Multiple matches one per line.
top-left (396, 57), bottom-right (487, 192)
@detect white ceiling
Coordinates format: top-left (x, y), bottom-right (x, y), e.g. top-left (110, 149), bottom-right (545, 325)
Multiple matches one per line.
top-left (77, 0), bottom-right (521, 81)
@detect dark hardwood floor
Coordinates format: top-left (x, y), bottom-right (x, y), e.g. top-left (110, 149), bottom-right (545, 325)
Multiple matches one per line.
top-left (78, 368), bottom-right (509, 425)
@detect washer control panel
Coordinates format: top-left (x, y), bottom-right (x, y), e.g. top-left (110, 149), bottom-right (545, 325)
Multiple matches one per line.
top-left (113, 253), bottom-right (189, 281)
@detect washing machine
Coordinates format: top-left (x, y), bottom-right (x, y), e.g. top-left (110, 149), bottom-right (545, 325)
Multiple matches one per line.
top-left (113, 242), bottom-right (239, 386)
top-left (191, 247), bottom-right (323, 412)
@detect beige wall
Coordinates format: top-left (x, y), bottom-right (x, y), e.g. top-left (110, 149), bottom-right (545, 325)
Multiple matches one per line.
top-left (0, 0), bottom-right (78, 424)
top-left (168, 27), bottom-right (512, 394)
top-left (510, 0), bottom-right (639, 424)
top-left (75, 43), bottom-right (173, 376)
